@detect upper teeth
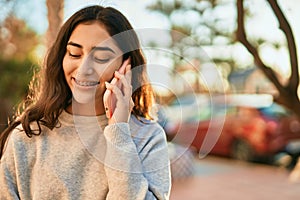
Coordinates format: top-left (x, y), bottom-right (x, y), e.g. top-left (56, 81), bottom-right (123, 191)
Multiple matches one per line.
top-left (75, 79), bottom-right (99, 86)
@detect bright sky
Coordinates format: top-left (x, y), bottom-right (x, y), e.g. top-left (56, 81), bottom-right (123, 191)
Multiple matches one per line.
top-left (4, 0), bottom-right (300, 95)
top-left (8, 0), bottom-right (169, 34)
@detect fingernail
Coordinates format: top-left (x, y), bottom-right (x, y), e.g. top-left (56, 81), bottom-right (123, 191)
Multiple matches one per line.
top-left (105, 82), bottom-right (110, 88)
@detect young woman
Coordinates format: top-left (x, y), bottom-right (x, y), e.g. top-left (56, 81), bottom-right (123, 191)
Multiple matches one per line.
top-left (0, 5), bottom-right (171, 199)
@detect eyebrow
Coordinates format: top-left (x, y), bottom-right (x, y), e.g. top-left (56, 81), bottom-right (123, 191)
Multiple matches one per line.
top-left (67, 41), bottom-right (115, 54)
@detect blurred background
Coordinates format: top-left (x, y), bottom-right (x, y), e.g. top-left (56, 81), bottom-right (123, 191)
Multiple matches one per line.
top-left (1, 0), bottom-right (300, 199)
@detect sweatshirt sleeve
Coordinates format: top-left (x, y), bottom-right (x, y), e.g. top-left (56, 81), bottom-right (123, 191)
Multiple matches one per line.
top-left (103, 122), bottom-right (171, 200)
top-left (0, 127), bottom-right (36, 200)
top-left (0, 131), bottom-right (21, 200)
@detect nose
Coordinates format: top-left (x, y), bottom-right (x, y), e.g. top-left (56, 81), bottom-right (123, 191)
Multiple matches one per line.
top-left (76, 54), bottom-right (94, 77)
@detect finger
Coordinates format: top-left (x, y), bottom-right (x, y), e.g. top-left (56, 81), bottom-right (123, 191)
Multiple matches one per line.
top-left (109, 58), bottom-right (130, 87)
top-left (125, 62), bottom-right (132, 74)
top-left (120, 63), bottom-right (132, 95)
top-left (109, 59), bottom-right (129, 86)
top-left (105, 81), bottom-right (124, 99)
top-left (124, 68), bottom-right (132, 98)
top-left (109, 77), bottom-right (118, 86)
top-left (125, 56), bottom-right (131, 67)
top-left (125, 65), bottom-right (132, 84)
top-left (113, 72), bottom-right (122, 89)
top-left (115, 64), bottom-right (131, 78)
top-left (130, 98), bottom-right (134, 111)
top-left (118, 58), bottom-right (130, 74)
top-left (114, 71), bottom-right (132, 98)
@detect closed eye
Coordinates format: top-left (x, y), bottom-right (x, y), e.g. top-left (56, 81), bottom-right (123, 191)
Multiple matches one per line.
top-left (93, 57), bottom-right (110, 64)
top-left (69, 52), bottom-right (81, 58)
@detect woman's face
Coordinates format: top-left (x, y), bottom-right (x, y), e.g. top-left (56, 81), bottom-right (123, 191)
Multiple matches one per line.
top-left (63, 22), bottom-right (123, 105)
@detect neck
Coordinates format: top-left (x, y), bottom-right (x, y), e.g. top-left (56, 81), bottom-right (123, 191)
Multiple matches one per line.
top-left (66, 99), bottom-right (105, 116)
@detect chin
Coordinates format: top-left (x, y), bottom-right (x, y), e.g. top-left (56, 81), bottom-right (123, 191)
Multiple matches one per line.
top-left (72, 90), bottom-right (97, 105)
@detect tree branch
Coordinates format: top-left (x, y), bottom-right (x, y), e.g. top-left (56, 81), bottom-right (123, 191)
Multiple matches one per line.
top-left (236, 0), bottom-right (284, 93)
top-left (267, 0), bottom-right (299, 95)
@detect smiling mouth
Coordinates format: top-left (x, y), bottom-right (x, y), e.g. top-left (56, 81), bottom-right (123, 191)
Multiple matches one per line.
top-left (73, 78), bottom-right (100, 87)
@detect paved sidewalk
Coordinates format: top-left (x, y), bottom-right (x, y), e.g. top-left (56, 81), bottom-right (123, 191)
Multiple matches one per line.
top-left (170, 156), bottom-right (300, 200)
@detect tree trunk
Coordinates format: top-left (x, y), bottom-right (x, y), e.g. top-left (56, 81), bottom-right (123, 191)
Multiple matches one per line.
top-left (236, 0), bottom-right (300, 118)
top-left (46, 0), bottom-right (64, 48)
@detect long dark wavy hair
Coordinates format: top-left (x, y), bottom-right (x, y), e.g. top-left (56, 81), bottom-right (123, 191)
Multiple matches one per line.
top-left (0, 5), bottom-right (154, 158)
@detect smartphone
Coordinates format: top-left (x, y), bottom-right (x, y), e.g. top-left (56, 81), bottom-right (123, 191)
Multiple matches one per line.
top-left (103, 58), bottom-right (130, 118)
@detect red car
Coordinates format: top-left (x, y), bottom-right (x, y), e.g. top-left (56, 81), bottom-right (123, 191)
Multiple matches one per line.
top-left (161, 94), bottom-right (300, 163)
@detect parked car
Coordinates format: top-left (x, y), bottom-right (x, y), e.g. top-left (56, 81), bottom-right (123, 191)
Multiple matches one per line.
top-left (161, 93), bottom-right (300, 164)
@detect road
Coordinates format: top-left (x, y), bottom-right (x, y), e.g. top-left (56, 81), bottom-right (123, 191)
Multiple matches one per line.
top-left (170, 156), bottom-right (300, 200)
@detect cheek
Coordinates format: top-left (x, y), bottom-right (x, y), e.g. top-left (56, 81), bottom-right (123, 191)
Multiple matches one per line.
top-left (62, 56), bottom-right (77, 77)
top-left (62, 56), bottom-right (71, 75)
top-left (100, 58), bottom-right (123, 82)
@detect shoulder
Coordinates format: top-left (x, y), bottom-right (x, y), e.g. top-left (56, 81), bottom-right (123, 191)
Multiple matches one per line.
top-left (1, 124), bottom-right (31, 161)
top-left (8, 124), bottom-right (29, 144)
top-left (9, 122), bottom-right (44, 142)
top-left (2, 122), bottom-right (46, 157)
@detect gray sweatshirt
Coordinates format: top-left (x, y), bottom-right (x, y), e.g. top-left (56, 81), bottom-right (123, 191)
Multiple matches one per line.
top-left (0, 111), bottom-right (171, 199)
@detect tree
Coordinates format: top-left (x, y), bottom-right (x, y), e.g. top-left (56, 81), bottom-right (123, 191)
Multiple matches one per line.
top-left (0, 0), bottom-right (64, 133)
top-left (0, 15), bottom-right (38, 60)
top-left (46, 0), bottom-right (64, 48)
top-left (236, 0), bottom-right (300, 118)
top-left (148, 0), bottom-right (300, 115)
top-left (0, 15), bottom-right (39, 132)
top-left (147, 0), bottom-right (240, 94)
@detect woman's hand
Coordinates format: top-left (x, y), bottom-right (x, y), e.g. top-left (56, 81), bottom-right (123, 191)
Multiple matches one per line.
top-left (104, 60), bottom-right (134, 124)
